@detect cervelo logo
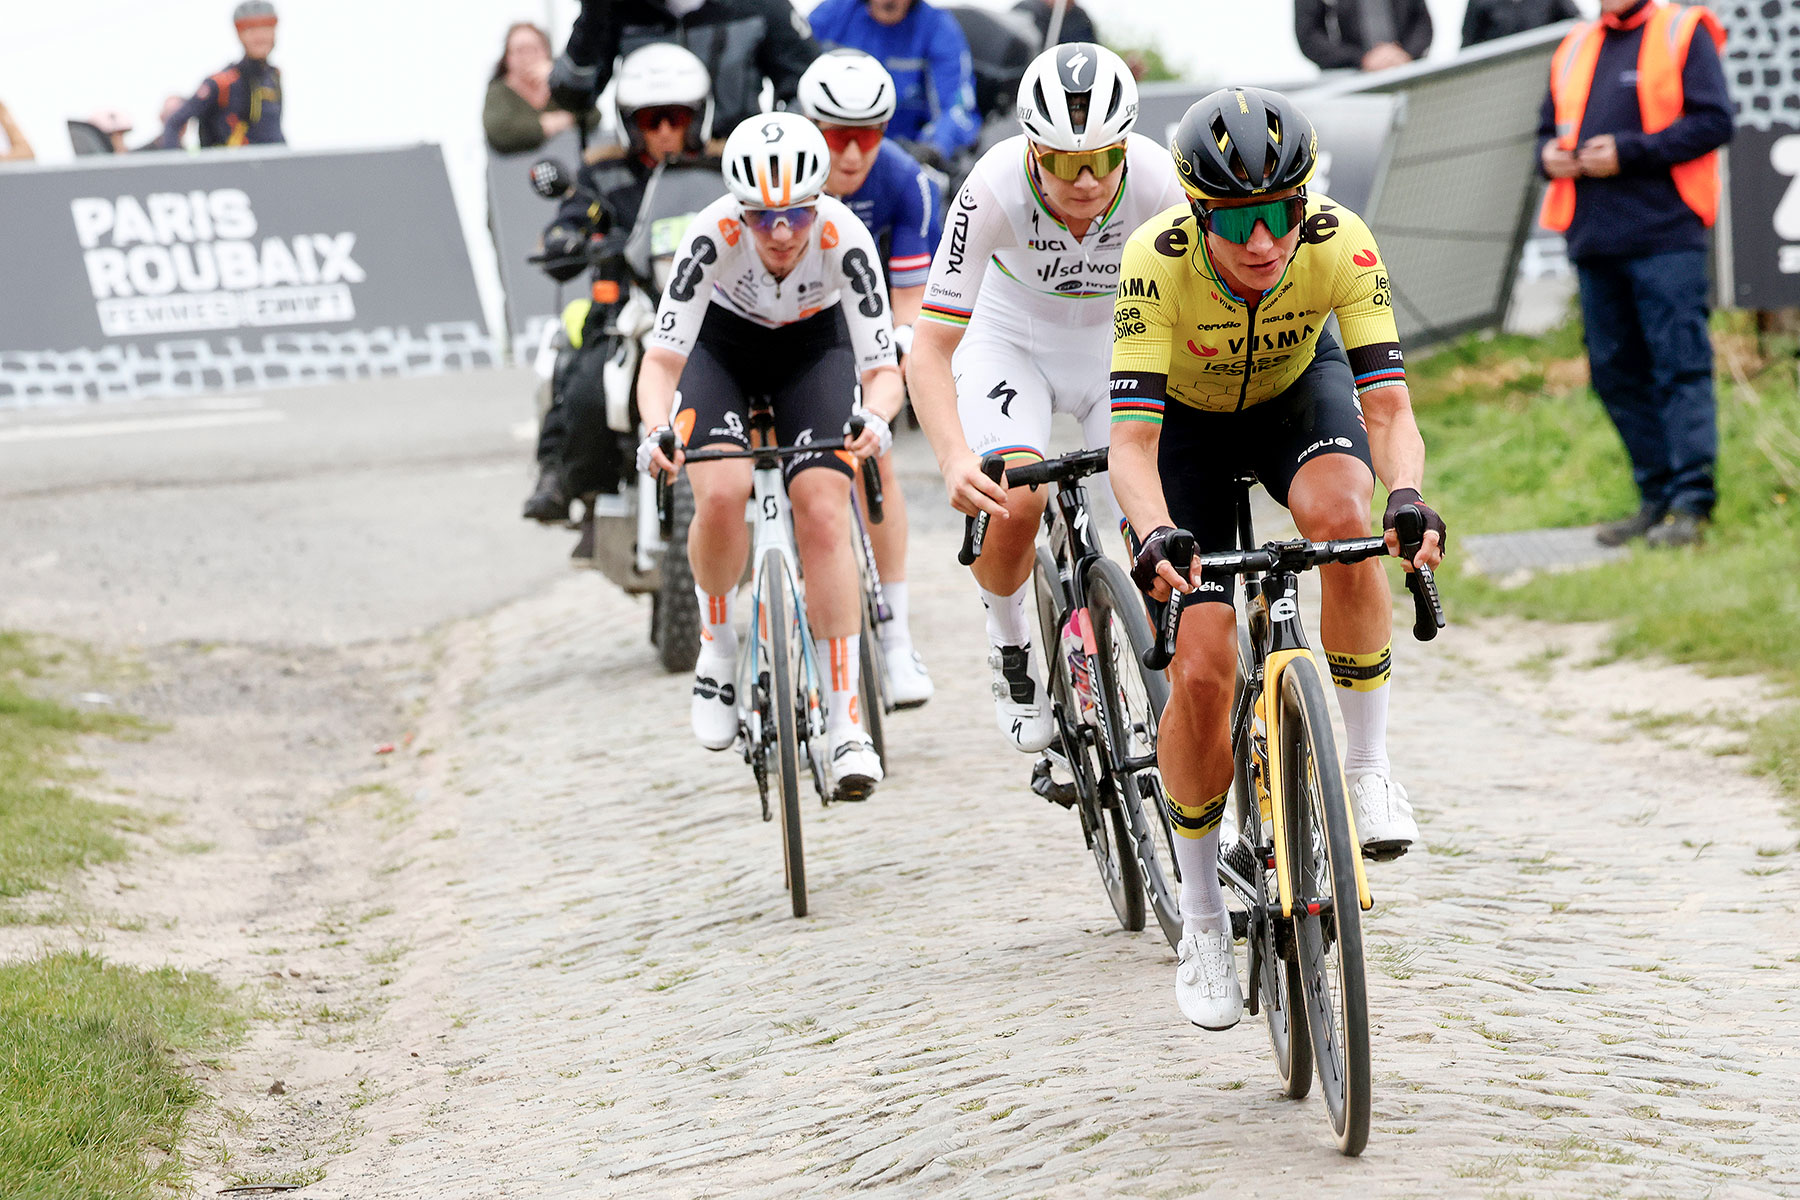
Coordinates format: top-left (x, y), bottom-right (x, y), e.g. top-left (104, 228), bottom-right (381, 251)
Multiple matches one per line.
top-left (1186, 340), bottom-right (1217, 357)
top-left (72, 189), bottom-right (363, 338)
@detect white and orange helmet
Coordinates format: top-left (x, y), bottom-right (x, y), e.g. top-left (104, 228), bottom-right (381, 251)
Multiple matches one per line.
top-left (722, 112), bottom-right (831, 208)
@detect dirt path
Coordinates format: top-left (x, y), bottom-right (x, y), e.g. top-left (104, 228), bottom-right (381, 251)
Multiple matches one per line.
top-left (134, 509), bottom-right (1781, 1200)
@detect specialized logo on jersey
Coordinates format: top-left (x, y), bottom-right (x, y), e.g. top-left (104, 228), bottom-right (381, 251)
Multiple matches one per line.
top-left (988, 380), bottom-right (1018, 417)
top-left (718, 217), bottom-right (741, 247)
top-left (1353, 249), bottom-right (1378, 268)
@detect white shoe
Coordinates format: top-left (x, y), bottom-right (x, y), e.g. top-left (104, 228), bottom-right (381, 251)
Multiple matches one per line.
top-left (988, 642), bottom-right (1054, 753)
top-left (690, 647), bottom-right (738, 751)
top-left (1351, 773), bottom-right (1418, 859)
top-left (885, 646), bottom-right (934, 709)
top-left (828, 729), bottom-right (882, 802)
top-left (1175, 929), bottom-right (1243, 1030)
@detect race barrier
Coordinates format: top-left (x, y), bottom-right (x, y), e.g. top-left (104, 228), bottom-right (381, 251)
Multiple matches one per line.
top-left (0, 144), bottom-right (497, 407)
top-left (1719, 0), bottom-right (1800, 309)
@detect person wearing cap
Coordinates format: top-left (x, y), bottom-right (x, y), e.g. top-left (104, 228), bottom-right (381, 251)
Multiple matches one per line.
top-left (84, 110), bottom-right (135, 153)
top-left (796, 48), bottom-right (943, 708)
top-left (156, 1), bottom-right (284, 149)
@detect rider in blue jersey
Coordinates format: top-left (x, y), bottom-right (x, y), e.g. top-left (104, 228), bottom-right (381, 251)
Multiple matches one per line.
top-left (807, 0), bottom-right (980, 167)
top-left (798, 49), bottom-right (945, 708)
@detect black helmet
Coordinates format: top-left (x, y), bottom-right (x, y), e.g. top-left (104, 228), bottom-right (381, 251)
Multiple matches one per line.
top-left (1171, 87), bottom-right (1317, 202)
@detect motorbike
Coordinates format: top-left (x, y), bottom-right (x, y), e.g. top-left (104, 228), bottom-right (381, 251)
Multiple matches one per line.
top-left (527, 155), bottom-right (728, 673)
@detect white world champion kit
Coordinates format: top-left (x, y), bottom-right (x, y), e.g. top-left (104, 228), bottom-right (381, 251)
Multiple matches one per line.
top-left (920, 133), bottom-right (1185, 482)
top-left (650, 193), bottom-right (897, 376)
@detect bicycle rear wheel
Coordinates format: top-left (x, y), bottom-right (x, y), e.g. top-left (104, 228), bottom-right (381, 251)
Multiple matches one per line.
top-left (760, 550), bottom-right (807, 918)
top-left (1280, 654), bottom-right (1369, 1154)
top-left (1085, 558), bottom-right (1180, 950)
top-left (1232, 628), bottom-right (1311, 1099)
top-left (1033, 547), bottom-right (1144, 933)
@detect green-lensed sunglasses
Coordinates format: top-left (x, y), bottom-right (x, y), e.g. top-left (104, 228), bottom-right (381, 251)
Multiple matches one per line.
top-left (1196, 194), bottom-right (1307, 245)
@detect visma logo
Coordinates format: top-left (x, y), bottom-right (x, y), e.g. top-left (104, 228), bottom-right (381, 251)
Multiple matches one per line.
top-left (1353, 249), bottom-right (1378, 268)
top-left (1186, 340), bottom-right (1217, 357)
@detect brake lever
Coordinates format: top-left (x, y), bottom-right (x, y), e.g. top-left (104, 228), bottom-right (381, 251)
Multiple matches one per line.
top-left (957, 455), bottom-right (1007, 566)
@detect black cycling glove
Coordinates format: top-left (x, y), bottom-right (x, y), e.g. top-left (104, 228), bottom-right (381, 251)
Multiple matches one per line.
top-left (1382, 488), bottom-right (1448, 560)
top-left (1131, 525), bottom-right (1191, 595)
top-left (548, 53), bottom-right (599, 114)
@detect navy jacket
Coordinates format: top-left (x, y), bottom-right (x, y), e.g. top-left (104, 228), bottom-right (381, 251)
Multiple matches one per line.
top-left (1534, 3), bottom-right (1734, 262)
top-left (156, 57), bottom-right (283, 149)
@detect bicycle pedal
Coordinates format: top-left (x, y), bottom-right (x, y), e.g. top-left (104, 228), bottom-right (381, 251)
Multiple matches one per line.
top-left (1361, 840), bottom-right (1409, 863)
top-left (1029, 757), bottom-right (1079, 809)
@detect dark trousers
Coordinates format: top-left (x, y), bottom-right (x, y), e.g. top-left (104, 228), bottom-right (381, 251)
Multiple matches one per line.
top-left (1575, 249), bottom-right (1717, 517)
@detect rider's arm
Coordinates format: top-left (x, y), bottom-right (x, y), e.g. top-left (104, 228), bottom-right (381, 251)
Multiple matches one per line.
top-left (1108, 231), bottom-right (1182, 557)
top-left (824, 205), bottom-right (903, 446)
top-left (637, 198), bottom-right (736, 432)
top-left (920, 12), bottom-right (980, 158)
top-left (906, 168), bottom-right (1013, 516)
top-left (886, 155), bottom-right (940, 355)
top-left (636, 347), bottom-right (686, 432)
top-left (156, 79), bottom-right (216, 149)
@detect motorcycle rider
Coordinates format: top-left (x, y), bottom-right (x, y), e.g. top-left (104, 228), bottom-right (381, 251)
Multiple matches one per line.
top-left (637, 114), bottom-right (905, 800)
top-left (797, 48), bottom-right (942, 708)
top-left (547, 0), bottom-right (816, 135)
top-left (522, 44), bottom-right (718, 539)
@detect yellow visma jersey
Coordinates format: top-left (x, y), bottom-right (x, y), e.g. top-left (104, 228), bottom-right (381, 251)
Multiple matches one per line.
top-left (1108, 194), bottom-right (1404, 417)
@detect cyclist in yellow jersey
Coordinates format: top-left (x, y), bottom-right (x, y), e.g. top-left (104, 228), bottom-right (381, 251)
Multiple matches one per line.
top-left (1106, 88), bottom-right (1446, 1031)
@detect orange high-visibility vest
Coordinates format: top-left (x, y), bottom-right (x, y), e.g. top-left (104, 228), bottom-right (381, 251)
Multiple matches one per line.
top-left (1540, 2), bottom-right (1727, 232)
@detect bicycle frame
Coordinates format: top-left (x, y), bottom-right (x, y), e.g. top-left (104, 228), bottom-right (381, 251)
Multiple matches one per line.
top-left (1222, 492), bottom-right (1374, 920)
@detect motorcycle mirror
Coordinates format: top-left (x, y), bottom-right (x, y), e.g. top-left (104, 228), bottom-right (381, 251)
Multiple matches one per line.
top-left (529, 158), bottom-right (574, 200)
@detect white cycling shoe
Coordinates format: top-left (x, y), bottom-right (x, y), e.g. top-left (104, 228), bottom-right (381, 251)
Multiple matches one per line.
top-left (988, 642), bottom-right (1054, 753)
top-left (690, 647), bottom-right (738, 751)
top-left (1351, 772), bottom-right (1419, 860)
top-left (828, 729), bottom-right (882, 802)
top-left (1175, 929), bottom-right (1244, 1031)
top-left (885, 646), bottom-right (934, 709)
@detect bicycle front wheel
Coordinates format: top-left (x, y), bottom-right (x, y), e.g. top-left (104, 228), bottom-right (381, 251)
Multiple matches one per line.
top-left (857, 598), bottom-right (888, 774)
top-left (1085, 558), bottom-right (1179, 949)
top-left (760, 551), bottom-right (807, 918)
top-left (1280, 654), bottom-right (1369, 1155)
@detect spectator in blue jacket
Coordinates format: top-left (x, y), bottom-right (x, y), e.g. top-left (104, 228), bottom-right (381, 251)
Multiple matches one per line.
top-left (808, 0), bottom-right (980, 167)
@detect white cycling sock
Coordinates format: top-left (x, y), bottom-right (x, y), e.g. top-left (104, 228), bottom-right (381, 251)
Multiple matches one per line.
top-left (978, 582), bottom-right (1032, 647)
top-left (696, 586), bottom-right (737, 659)
top-left (881, 580), bottom-right (913, 654)
top-left (1168, 790), bottom-right (1229, 938)
top-left (825, 634), bottom-right (863, 738)
top-left (1327, 645), bottom-right (1392, 778)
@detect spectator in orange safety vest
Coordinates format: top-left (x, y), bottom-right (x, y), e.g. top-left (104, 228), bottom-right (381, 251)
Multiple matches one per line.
top-left (1537, 0), bottom-right (1733, 549)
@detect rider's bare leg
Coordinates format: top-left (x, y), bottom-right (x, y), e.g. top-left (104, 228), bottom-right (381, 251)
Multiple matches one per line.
top-left (1158, 602), bottom-right (1235, 934)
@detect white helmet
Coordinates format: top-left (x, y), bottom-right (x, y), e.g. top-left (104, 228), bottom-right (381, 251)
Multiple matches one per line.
top-left (1016, 43), bottom-right (1138, 151)
top-left (722, 112), bottom-right (831, 207)
top-left (613, 43), bottom-right (714, 152)
top-left (797, 49), bottom-right (897, 127)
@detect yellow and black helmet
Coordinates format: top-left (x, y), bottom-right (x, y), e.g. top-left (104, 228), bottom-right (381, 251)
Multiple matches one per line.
top-left (1170, 86), bottom-right (1318, 202)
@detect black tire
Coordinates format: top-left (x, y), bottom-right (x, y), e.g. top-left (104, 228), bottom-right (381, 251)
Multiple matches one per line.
top-left (652, 475), bottom-right (701, 673)
top-left (1085, 558), bottom-right (1181, 950)
top-left (761, 552), bottom-right (807, 918)
top-left (1234, 626), bottom-right (1312, 1099)
top-left (1033, 547), bottom-right (1144, 933)
top-left (857, 599), bottom-right (888, 774)
top-left (1280, 655), bottom-right (1370, 1155)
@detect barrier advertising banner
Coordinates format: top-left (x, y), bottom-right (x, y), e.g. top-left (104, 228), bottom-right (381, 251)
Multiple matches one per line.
top-left (0, 143), bottom-right (498, 406)
top-left (1719, 0), bottom-right (1800, 308)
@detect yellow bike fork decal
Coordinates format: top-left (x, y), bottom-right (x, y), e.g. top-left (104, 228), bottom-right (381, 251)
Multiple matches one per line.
top-left (1260, 648), bottom-right (1373, 918)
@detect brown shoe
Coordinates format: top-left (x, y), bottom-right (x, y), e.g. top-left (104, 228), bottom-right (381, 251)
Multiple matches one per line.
top-left (1595, 505), bottom-right (1665, 547)
top-left (1645, 510), bottom-right (1706, 549)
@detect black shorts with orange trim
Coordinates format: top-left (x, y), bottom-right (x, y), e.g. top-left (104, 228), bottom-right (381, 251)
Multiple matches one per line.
top-left (673, 304), bottom-right (857, 483)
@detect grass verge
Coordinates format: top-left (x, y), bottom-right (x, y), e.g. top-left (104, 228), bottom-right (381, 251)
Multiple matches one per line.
top-left (2, 633), bottom-right (243, 1196)
top-left (1407, 314), bottom-right (1800, 804)
top-left (0, 953), bottom-right (242, 1199)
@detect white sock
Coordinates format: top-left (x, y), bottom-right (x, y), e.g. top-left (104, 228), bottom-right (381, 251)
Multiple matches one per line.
top-left (978, 582), bottom-right (1031, 646)
top-left (1326, 645), bottom-right (1392, 778)
top-left (1168, 790), bottom-right (1229, 938)
top-left (825, 633), bottom-right (864, 738)
top-left (881, 580), bottom-right (913, 654)
top-left (697, 586), bottom-right (737, 660)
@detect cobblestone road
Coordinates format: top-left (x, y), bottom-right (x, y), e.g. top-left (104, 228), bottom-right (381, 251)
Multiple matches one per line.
top-left (297, 513), bottom-right (1800, 1200)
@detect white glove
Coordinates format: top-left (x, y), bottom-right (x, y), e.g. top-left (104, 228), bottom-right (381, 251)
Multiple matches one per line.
top-left (636, 425), bottom-right (675, 474)
top-left (856, 411), bottom-right (893, 457)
